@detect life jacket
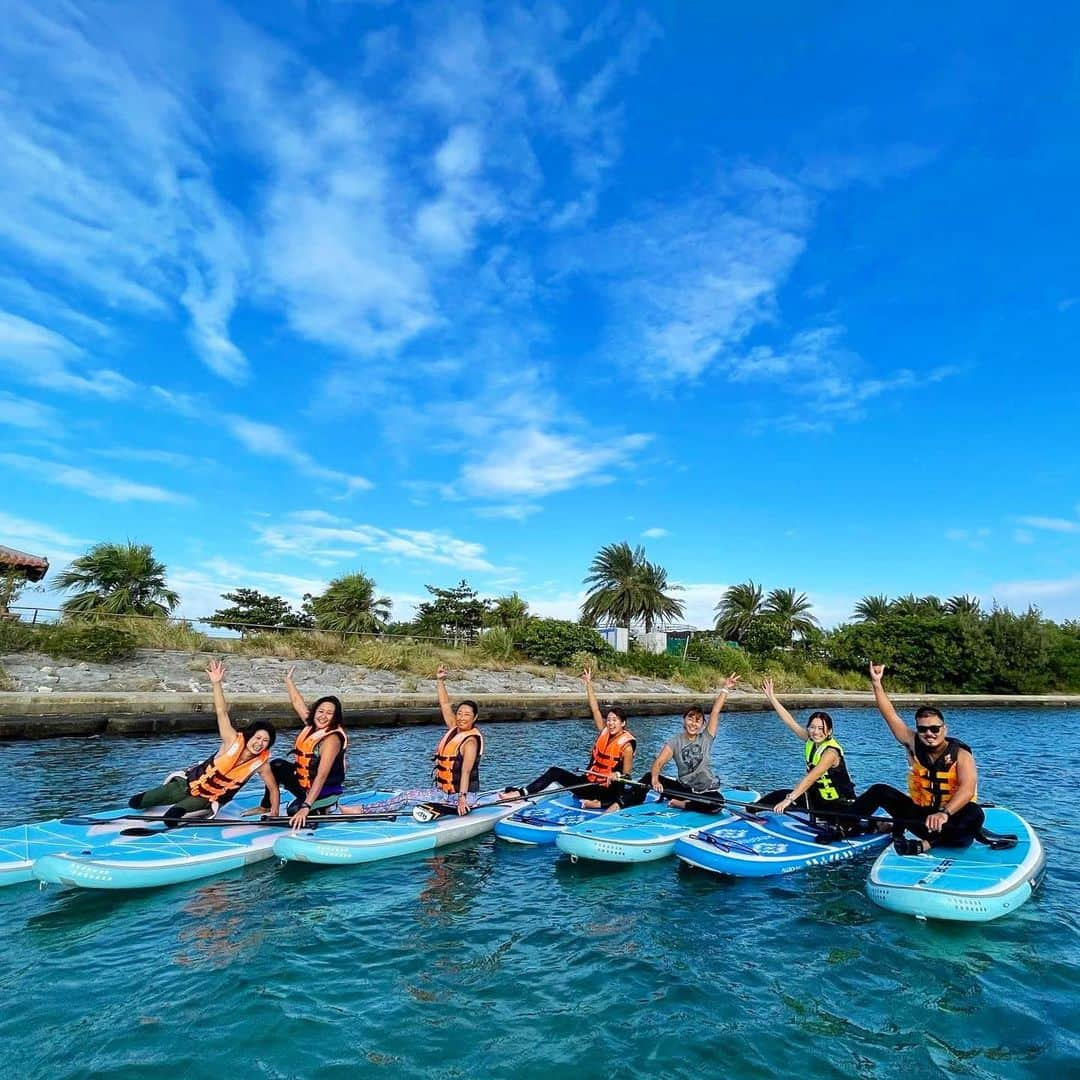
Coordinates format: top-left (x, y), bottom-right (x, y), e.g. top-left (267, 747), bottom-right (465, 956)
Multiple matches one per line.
top-left (186, 734), bottom-right (268, 803)
top-left (907, 737), bottom-right (975, 810)
top-left (804, 737), bottom-right (856, 803)
top-left (432, 727), bottom-right (484, 794)
top-left (585, 728), bottom-right (636, 786)
top-left (293, 725), bottom-right (348, 795)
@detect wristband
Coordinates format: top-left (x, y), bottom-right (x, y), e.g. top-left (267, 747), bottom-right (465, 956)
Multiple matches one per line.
top-left (299, 802), bottom-right (311, 810)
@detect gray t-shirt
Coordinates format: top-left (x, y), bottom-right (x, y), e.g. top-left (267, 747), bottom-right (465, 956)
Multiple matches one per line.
top-left (664, 730), bottom-right (719, 792)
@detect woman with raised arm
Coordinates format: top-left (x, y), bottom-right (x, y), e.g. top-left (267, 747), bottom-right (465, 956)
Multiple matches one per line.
top-left (253, 665), bottom-right (348, 830)
top-left (756, 677), bottom-right (860, 827)
top-left (128, 660), bottom-right (280, 824)
top-left (623, 675), bottom-right (739, 811)
top-left (339, 663), bottom-right (485, 818)
top-left (499, 668), bottom-right (636, 813)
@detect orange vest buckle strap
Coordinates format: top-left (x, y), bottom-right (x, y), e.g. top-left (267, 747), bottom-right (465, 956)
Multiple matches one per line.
top-left (293, 726), bottom-right (348, 794)
top-left (585, 729), bottom-right (635, 786)
top-left (186, 735), bottom-right (268, 802)
top-left (432, 728), bottom-right (484, 794)
top-left (907, 737), bottom-right (976, 810)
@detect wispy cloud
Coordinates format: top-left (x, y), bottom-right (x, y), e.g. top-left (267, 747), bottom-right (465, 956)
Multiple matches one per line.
top-left (0, 391), bottom-right (57, 432)
top-left (91, 447), bottom-right (212, 469)
top-left (0, 452), bottom-right (190, 504)
top-left (992, 575), bottom-right (1080, 601)
top-left (0, 311), bottom-right (134, 398)
top-left (0, 511), bottom-right (86, 551)
top-left (461, 428), bottom-right (651, 499)
top-left (255, 511), bottom-right (499, 573)
top-left (642, 527), bottom-right (668, 539)
top-left (1015, 515), bottom-right (1080, 534)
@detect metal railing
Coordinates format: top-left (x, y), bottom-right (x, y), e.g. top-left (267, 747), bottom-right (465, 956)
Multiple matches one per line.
top-left (6, 606), bottom-right (474, 649)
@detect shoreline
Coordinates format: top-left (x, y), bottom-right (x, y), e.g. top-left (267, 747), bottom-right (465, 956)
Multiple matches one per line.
top-left (2, 689), bottom-right (1078, 740)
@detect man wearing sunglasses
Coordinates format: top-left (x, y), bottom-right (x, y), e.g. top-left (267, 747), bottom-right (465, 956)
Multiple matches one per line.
top-left (848, 662), bottom-right (985, 855)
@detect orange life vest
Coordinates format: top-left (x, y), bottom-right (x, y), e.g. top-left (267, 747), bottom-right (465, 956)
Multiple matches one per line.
top-left (432, 727), bottom-right (484, 794)
top-left (186, 734), bottom-right (268, 801)
top-left (293, 725), bottom-right (348, 793)
top-left (586, 728), bottom-right (636, 786)
top-left (907, 737), bottom-right (975, 810)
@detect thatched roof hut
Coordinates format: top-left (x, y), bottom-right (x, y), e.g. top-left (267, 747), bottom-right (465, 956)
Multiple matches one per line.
top-left (0, 545), bottom-right (50, 582)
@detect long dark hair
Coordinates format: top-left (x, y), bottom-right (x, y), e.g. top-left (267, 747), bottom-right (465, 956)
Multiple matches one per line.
top-left (807, 710), bottom-right (834, 735)
top-left (307, 695), bottom-right (344, 729)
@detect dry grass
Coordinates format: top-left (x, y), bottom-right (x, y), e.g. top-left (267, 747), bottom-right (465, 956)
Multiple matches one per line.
top-left (110, 616), bottom-right (214, 652)
top-left (0, 664), bottom-right (15, 692)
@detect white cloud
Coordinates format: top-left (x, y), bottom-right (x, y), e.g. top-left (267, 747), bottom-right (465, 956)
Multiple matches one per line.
top-left (0, 391), bottom-right (57, 432)
top-left (1015, 516), bottom-right (1080, 534)
top-left (0, 311), bottom-right (134, 398)
top-left (91, 447), bottom-right (211, 469)
top-left (0, 452), bottom-right (190, 504)
top-left (461, 428), bottom-right (651, 498)
top-left (642, 527), bottom-right (668, 539)
top-left (255, 515), bottom-right (499, 573)
top-left (0, 511), bottom-right (86, 551)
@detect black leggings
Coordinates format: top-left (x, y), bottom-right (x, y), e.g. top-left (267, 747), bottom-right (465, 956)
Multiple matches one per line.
top-left (623, 773), bottom-right (726, 814)
top-left (260, 758), bottom-right (341, 813)
top-left (757, 788), bottom-right (867, 835)
top-left (850, 784), bottom-right (985, 848)
top-left (519, 766), bottom-right (626, 809)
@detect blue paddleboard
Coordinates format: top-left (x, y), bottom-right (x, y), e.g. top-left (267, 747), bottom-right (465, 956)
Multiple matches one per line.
top-left (866, 806), bottom-right (1045, 922)
top-left (675, 810), bottom-right (891, 877)
top-left (556, 789), bottom-right (760, 863)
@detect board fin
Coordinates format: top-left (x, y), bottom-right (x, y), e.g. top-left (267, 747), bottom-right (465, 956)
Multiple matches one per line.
top-left (976, 828), bottom-right (1018, 851)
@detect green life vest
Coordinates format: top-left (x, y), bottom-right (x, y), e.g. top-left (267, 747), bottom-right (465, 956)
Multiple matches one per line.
top-left (804, 737), bottom-right (856, 803)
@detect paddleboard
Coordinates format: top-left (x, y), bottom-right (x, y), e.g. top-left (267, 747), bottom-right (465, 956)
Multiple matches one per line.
top-left (865, 806), bottom-right (1046, 922)
top-left (675, 809), bottom-right (891, 877)
top-left (555, 789), bottom-right (760, 864)
top-left (494, 790), bottom-right (608, 845)
top-left (31, 791), bottom-right (392, 891)
top-left (273, 799), bottom-right (523, 866)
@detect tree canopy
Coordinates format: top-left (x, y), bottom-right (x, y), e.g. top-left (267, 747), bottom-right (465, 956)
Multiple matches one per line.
top-left (52, 541), bottom-right (179, 618)
top-left (580, 541), bottom-right (684, 631)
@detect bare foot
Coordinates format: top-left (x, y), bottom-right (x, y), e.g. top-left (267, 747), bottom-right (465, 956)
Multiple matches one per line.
top-left (580, 799), bottom-right (602, 809)
top-left (668, 798), bottom-right (689, 810)
top-left (498, 789), bottom-right (523, 802)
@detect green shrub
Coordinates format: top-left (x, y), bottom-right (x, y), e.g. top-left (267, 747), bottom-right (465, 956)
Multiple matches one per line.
top-left (613, 649), bottom-right (683, 679)
top-left (476, 627), bottom-right (517, 661)
top-left (685, 635), bottom-right (754, 675)
top-left (0, 664), bottom-right (15, 691)
top-left (40, 622), bottom-right (137, 663)
top-left (520, 619), bottom-right (614, 667)
top-left (0, 619), bottom-right (38, 653)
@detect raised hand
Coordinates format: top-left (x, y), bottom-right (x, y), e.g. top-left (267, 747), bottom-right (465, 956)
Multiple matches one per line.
top-left (761, 677), bottom-right (776, 699)
top-left (723, 673), bottom-right (739, 692)
top-left (869, 662), bottom-right (885, 684)
top-left (436, 664), bottom-right (448, 681)
top-left (206, 659), bottom-right (225, 684)
top-left (285, 664), bottom-right (296, 683)
top-left (581, 667), bottom-right (593, 685)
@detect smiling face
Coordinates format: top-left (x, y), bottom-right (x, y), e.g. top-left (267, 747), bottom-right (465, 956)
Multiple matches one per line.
top-left (455, 703), bottom-right (477, 730)
top-left (312, 700), bottom-right (337, 729)
top-left (605, 711), bottom-right (626, 735)
top-left (805, 713), bottom-right (832, 744)
top-left (246, 728), bottom-right (272, 754)
top-left (915, 709), bottom-right (947, 751)
top-left (682, 709), bottom-right (705, 737)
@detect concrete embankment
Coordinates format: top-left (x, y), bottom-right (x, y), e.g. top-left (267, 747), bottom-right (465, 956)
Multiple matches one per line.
top-left (2, 690), bottom-right (1079, 740)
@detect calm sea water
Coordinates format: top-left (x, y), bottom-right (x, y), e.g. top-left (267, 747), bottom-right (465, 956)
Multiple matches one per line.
top-left (0, 706), bottom-right (1076, 1079)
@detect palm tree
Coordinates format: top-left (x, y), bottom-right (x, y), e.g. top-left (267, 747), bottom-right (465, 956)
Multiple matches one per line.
top-left (52, 541), bottom-right (179, 617)
top-left (713, 581), bottom-right (765, 643)
top-left (637, 559), bottom-right (685, 632)
top-left (581, 542), bottom-right (646, 628)
top-left (763, 587), bottom-right (819, 644)
top-left (309, 572), bottom-right (391, 635)
top-left (852, 594), bottom-right (890, 622)
top-left (945, 594), bottom-right (982, 617)
top-left (485, 592), bottom-right (530, 630)
top-left (890, 593), bottom-right (926, 617)
top-left (580, 542), bottom-right (684, 631)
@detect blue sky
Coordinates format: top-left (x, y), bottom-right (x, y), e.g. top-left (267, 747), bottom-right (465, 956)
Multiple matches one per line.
top-left (2, 0), bottom-right (1078, 628)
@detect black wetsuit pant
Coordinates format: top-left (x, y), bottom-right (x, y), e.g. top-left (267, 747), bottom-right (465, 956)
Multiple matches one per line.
top-left (757, 788), bottom-right (865, 835)
top-left (849, 784), bottom-right (984, 848)
top-left (260, 758), bottom-right (341, 814)
top-left (518, 766), bottom-right (626, 808)
top-left (623, 773), bottom-right (726, 813)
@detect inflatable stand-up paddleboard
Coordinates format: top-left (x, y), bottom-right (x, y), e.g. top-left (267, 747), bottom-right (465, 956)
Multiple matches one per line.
top-left (273, 798), bottom-right (524, 866)
top-left (674, 809), bottom-right (891, 877)
top-left (494, 790), bottom-right (608, 845)
top-left (555, 789), bottom-right (760, 864)
top-left (31, 791), bottom-right (392, 891)
top-left (0, 787), bottom-right (262, 886)
top-left (866, 806), bottom-right (1045, 922)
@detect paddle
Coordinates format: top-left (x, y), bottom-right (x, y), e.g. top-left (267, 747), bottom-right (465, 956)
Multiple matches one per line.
top-left (412, 782), bottom-right (601, 822)
top-left (117, 811), bottom-right (405, 837)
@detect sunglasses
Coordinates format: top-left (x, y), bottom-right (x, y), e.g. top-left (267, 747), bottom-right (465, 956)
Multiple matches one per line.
top-left (916, 724), bottom-right (943, 734)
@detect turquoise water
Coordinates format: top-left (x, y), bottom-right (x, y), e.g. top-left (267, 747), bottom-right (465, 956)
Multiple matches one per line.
top-left (1, 707), bottom-right (1076, 1079)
